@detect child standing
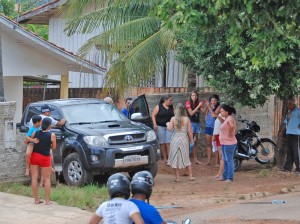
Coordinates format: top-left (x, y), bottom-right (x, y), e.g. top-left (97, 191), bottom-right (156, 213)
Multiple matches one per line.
top-left (24, 115), bottom-right (42, 176)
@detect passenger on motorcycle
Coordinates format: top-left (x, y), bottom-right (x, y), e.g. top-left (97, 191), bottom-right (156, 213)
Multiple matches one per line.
top-left (89, 173), bottom-right (144, 224)
top-left (130, 171), bottom-right (167, 224)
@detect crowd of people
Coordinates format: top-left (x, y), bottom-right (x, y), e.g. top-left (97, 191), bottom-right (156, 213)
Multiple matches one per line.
top-left (24, 93), bottom-right (299, 222)
top-left (149, 92), bottom-right (237, 183)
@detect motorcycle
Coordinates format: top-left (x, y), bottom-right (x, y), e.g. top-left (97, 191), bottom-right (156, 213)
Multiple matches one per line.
top-left (234, 116), bottom-right (276, 171)
top-left (166, 218), bottom-right (191, 224)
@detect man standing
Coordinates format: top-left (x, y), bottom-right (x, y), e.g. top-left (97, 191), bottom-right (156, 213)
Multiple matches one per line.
top-left (283, 98), bottom-right (300, 172)
top-left (121, 97), bottom-right (132, 118)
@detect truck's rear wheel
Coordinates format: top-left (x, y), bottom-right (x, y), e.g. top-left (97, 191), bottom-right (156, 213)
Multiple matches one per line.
top-left (63, 153), bottom-right (93, 187)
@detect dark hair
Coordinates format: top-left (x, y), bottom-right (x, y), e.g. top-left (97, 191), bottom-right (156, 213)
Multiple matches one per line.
top-left (188, 90), bottom-right (199, 109)
top-left (209, 94), bottom-right (220, 112)
top-left (126, 97), bottom-right (132, 102)
top-left (41, 117), bottom-right (52, 131)
top-left (32, 115), bottom-right (42, 124)
top-left (220, 104), bottom-right (236, 115)
top-left (159, 94), bottom-right (172, 104)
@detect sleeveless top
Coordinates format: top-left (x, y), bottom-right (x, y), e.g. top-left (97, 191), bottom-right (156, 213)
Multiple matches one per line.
top-left (206, 111), bottom-right (216, 128)
top-left (185, 101), bottom-right (200, 123)
top-left (33, 130), bottom-right (52, 156)
top-left (156, 103), bottom-right (174, 127)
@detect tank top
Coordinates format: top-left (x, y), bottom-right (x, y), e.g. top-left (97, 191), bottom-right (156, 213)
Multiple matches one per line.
top-left (206, 111), bottom-right (216, 128)
top-left (155, 103), bottom-right (174, 127)
top-left (185, 101), bottom-right (200, 123)
top-left (33, 130), bottom-right (52, 156)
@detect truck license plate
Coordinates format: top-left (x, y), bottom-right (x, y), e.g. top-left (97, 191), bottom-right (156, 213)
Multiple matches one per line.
top-left (124, 155), bottom-right (141, 163)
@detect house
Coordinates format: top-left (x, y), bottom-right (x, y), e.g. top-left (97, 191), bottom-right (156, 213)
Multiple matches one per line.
top-left (0, 14), bottom-right (105, 122)
top-left (16, 0), bottom-right (204, 89)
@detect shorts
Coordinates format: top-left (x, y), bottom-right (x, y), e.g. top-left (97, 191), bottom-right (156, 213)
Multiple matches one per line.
top-left (30, 152), bottom-right (51, 167)
top-left (191, 122), bottom-right (201, 134)
top-left (156, 126), bottom-right (172, 144)
top-left (205, 127), bottom-right (214, 136)
top-left (214, 135), bottom-right (221, 147)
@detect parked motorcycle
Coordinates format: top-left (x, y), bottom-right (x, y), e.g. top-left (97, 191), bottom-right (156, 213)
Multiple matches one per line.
top-left (166, 218), bottom-right (191, 224)
top-left (234, 116), bottom-right (276, 171)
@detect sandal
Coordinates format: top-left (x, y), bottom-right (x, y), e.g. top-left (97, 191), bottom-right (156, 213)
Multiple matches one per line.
top-left (35, 200), bottom-right (44, 204)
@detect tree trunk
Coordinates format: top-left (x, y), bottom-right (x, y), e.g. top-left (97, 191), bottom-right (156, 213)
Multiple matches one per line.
top-left (0, 34), bottom-right (5, 102)
top-left (275, 97), bottom-right (288, 168)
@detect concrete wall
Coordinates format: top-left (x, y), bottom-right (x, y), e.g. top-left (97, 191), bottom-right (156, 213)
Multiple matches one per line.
top-left (0, 102), bottom-right (28, 182)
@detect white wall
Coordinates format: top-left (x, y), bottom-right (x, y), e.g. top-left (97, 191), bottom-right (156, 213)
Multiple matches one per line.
top-left (2, 32), bottom-right (69, 76)
top-left (48, 17), bottom-right (107, 88)
top-left (3, 76), bottom-right (23, 123)
top-left (48, 17), bottom-right (186, 88)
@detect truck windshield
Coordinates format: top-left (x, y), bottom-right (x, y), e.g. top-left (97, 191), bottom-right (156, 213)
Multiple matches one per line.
top-left (60, 103), bottom-right (127, 124)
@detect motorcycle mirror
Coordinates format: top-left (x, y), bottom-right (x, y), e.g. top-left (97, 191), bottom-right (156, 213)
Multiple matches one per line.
top-left (183, 218), bottom-right (191, 224)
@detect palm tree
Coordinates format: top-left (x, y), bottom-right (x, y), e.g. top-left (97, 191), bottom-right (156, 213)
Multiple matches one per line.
top-left (62, 0), bottom-right (177, 95)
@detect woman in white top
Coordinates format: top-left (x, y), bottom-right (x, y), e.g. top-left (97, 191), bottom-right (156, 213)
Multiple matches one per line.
top-left (213, 113), bottom-right (225, 179)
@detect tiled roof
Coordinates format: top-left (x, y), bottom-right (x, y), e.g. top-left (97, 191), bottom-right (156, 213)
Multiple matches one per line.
top-left (16, 0), bottom-right (64, 24)
top-left (20, 0), bottom-right (62, 18)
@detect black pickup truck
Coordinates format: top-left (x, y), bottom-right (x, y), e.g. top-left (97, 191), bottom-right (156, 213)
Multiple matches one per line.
top-left (18, 95), bottom-right (159, 186)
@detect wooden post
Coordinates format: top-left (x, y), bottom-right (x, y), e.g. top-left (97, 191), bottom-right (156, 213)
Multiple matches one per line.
top-left (60, 74), bottom-right (69, 99)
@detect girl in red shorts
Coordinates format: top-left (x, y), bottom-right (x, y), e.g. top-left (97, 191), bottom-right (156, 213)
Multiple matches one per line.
top-left (213, 113), bottom-right (225, 179)
top-left (30, 117), bottom-right (56, 205)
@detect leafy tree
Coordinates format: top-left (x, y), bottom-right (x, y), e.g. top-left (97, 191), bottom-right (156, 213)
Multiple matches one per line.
top-left (62, 0), bottom-right (176, 95)
top-left (156, 0), bottom-right (300, 166)
top-left (0, 0), bottom-right (15, 17)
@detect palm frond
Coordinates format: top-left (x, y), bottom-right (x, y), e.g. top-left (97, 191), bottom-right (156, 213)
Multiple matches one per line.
top-left (78, 16), bottom-right (161, 58)
top-left (104, 28), bottom-right (176, 94)
top-left (62, 0), bottom-right (155, 33)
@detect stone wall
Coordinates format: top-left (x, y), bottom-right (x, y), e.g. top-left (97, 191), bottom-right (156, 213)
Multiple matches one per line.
top-left (0, 102), bottom-right (28, 183)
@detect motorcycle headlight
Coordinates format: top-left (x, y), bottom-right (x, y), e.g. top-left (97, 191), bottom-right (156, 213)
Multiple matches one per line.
top-left (146, 130), bottom-right (157, 142)
top-left (83, 136), bottom-right (108, 147)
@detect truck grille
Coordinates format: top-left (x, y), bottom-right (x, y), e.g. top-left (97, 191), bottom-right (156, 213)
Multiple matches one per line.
top-left (108, 133), bottom-right (146, 145)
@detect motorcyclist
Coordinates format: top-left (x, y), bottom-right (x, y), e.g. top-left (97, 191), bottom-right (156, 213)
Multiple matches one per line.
top-left (89, 173), bottom-right (144, 224)
top-left (130, 171), bottom-right (166, 224)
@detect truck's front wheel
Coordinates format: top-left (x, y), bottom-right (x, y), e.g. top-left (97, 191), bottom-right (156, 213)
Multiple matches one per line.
top-left (63, 153), bottom-right (93, 187)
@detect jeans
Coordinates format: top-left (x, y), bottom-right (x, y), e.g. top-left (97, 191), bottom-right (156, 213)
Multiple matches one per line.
top-left (221, 144), bottom-right (237, 181)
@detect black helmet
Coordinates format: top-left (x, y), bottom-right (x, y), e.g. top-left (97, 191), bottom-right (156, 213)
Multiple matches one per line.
top-left (131, 171), bottom-right (154, 199)
top-left (107, 173), bottom-right (130, 199)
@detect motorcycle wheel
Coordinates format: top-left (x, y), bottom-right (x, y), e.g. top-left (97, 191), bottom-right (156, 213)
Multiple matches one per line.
top-left (234, 156), bottom-right (241, 172)
top-left (255, 138), bottom-right (276, 164)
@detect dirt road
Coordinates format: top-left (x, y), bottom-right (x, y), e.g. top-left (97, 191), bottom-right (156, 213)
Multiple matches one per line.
top-left (1, 159), bottom-right (300, 224)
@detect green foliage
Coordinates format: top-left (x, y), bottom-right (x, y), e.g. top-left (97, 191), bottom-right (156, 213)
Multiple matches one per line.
top-left (0, 0), bottom-right (15, 17)
top-left (0, 182), bottom-right (108, 212)
top-left (157, 0), bottom-right (300, 106)
top-left (25, 24), bottom-right (48, 40)
top-left (63, 0), bottom-right (176, 94)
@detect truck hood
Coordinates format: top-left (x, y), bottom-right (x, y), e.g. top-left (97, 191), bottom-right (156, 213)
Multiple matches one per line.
top-left (65, 120), bottom-right (150, 136)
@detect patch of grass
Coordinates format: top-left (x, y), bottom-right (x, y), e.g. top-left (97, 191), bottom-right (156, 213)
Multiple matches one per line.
top-left (0, 182), bottom-right (109, 212)
top-left (258, 169), bottom-right (270, 177)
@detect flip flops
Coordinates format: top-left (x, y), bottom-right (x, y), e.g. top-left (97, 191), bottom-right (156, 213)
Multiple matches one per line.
top-left (35, 200), bottom-right (44, 204)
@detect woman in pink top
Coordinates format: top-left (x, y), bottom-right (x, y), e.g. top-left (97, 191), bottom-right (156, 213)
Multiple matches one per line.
top-left (218, 104), bottom-right (237, 183)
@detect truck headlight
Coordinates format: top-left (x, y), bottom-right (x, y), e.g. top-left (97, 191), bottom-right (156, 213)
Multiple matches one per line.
top-left (146, 130), bottom-right (157, 142)
top-left (83, 136), bottom-right (108, 147)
